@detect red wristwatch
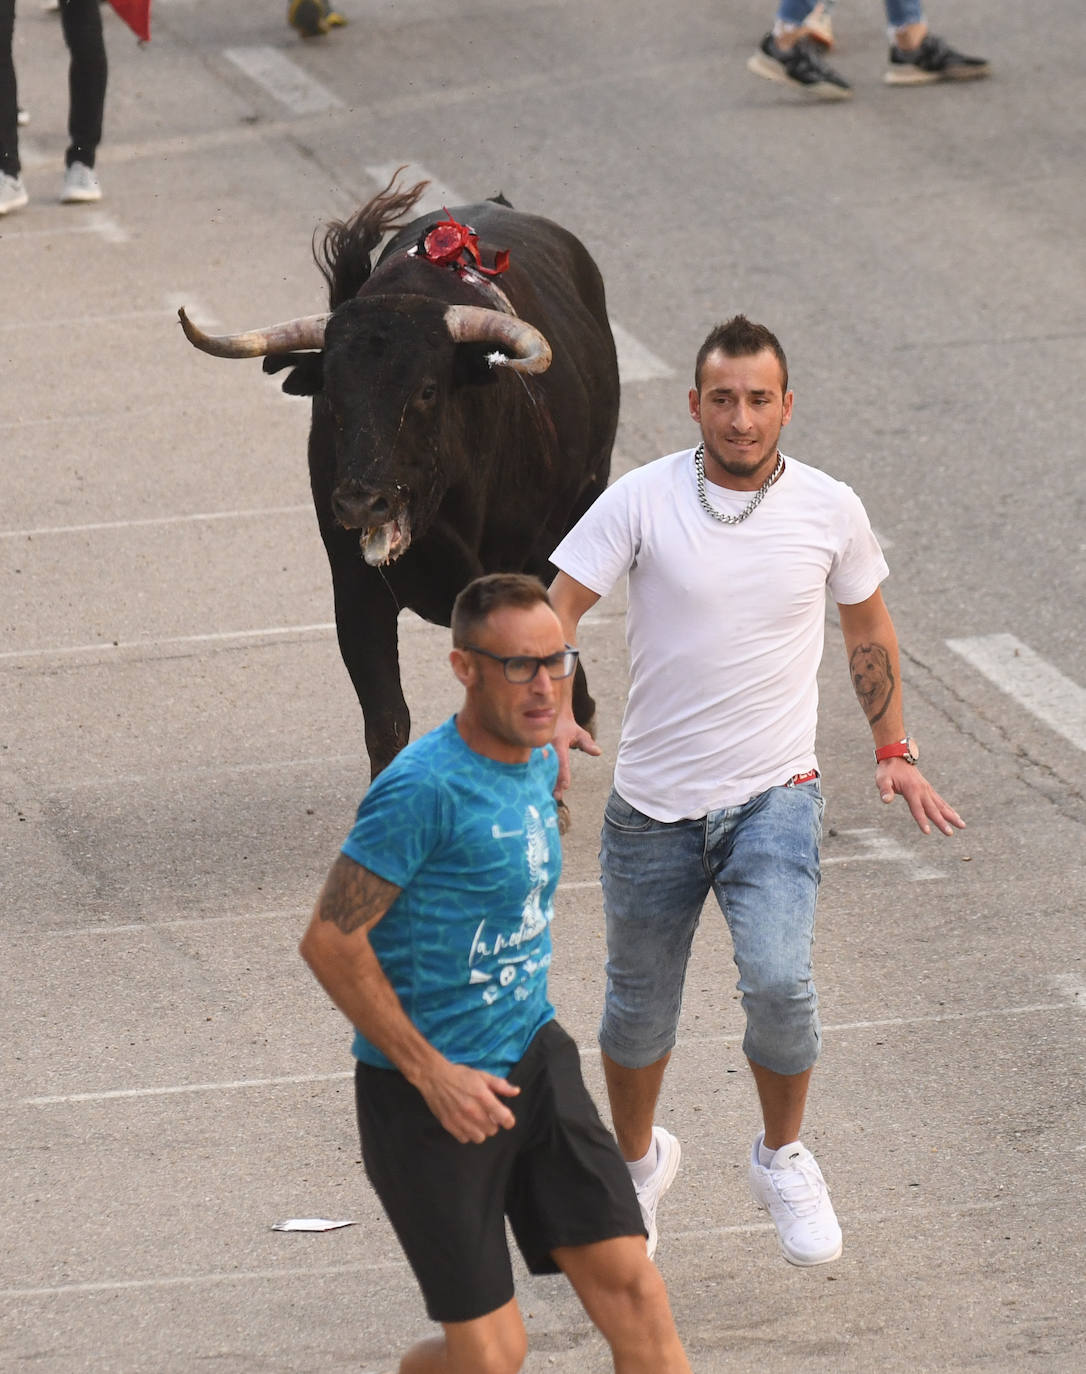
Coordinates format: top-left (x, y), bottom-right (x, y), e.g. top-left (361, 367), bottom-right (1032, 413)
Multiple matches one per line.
top-left (874, 737), bottom-right (919, 765)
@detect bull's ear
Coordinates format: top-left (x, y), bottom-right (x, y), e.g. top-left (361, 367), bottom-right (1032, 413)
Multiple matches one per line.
top-left (453, 341), bottom-right (503, 388)
top-left (262, 351), bottom-right (324, 395)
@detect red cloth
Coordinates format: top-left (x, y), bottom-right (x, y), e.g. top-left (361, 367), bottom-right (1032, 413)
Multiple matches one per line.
top-left (108, 1), bottom-right (151, 42)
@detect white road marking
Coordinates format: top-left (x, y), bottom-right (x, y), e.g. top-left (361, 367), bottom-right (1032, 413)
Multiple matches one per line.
top-left (223, 46), bottom-right (344, 114)
top-left (0, 307), bottom-right (175, 333)
top-left (0, 211), bottom-right (129, 243)
top-left (0, 1260), bottom-right (407, 1301)
top-left (0, 1190), bottom-right (1040, 1300)
top-left (0, 622), bottom-right (336, 664)
top-left (947, 633), bottom-right (1086, 752)
top-left (822, 826), bottom-right (944, 880)
top-left (26, 1071), bottom-right (352, 1107)
top-left (365, 162), bottom-right (465, 219)
top-left (363, 163), bottom-right (674, 387)
top-left (0, 506), bottom-right (311, 540)
top-left (24, 1001), bottom-right (1072, 1107)
top-left (609, 321), bottom-right (674, 382)
top-left (1050, 973), bottom-right (1085, 1008)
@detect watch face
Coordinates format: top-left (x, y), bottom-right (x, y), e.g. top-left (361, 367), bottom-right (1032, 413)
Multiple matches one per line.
top-left (905, 738), bottom-right (919, 763)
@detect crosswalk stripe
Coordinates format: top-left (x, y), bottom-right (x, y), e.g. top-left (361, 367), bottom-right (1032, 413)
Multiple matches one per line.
top-left (223, 46), bottom-right (344, 114)
top-left (947, 633), bottom-right (1086, 752)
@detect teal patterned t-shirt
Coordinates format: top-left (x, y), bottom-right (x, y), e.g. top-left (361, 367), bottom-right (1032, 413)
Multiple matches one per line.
top-left (341, 716), bottom-right (560, 1076)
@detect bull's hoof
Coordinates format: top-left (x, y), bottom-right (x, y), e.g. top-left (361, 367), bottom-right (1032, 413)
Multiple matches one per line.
top-left (557, 799), bottom-right (571, 835)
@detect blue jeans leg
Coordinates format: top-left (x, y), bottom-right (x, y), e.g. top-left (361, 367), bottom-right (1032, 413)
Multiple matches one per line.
top-left (598, 791), bottom-right (710, 1068)
top-left (774, 2), bottom-right (926, 28)
top-left (708, 782), bottom-right (824, 1076)
top-left (598, 783), bottom-right (824, 1078)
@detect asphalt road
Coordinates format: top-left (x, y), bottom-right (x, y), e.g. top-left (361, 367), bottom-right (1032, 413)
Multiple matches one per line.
top-left (2, 2), bottom-right (1084, 1371)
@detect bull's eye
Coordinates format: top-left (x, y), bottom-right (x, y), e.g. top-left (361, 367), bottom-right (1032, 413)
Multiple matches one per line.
top-left (418, 382), bottom-right (437, 404)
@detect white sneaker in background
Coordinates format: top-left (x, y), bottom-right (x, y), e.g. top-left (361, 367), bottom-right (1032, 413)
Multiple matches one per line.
top-left (61, 161), bottom-right (102, 204)
top-left (0, 172), bottom-right (29, 216)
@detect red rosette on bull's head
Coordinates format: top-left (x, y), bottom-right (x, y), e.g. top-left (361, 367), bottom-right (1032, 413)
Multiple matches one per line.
top-left (419, 211), bottom-right (510, 277)
top-left (108, 1), bottom-right (151, 42)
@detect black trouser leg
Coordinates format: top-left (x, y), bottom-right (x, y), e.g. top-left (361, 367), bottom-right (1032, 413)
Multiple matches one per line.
top-left (59, 0), bottom-right (107, 168)
top-left (0, 0), bottom-right (19, 178)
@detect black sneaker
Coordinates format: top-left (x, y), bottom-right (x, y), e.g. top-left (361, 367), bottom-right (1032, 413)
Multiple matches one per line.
top-left (747, 33), bottom-right (852, 100)
top-left (885, 33), bottom-right (990, 85)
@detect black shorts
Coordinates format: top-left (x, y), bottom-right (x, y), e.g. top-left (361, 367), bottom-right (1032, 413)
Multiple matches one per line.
top-left (354, 1019), bottom-right (645, 1324)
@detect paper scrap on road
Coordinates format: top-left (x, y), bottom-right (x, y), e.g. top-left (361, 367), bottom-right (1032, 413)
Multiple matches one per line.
top-left (271, 1218), bottom-right (355, 1232)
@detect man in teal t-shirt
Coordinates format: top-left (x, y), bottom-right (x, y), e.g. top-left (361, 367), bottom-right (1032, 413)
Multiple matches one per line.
top-left (300, 573), bottom-right (691, 1374)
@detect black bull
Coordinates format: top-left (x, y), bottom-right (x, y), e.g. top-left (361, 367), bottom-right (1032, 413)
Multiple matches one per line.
top-left (179, 180), bottom-right (618, 778)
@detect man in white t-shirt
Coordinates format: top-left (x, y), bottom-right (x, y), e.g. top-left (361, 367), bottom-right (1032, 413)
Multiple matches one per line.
top-left (548, 316), bottom-right (964, 1267)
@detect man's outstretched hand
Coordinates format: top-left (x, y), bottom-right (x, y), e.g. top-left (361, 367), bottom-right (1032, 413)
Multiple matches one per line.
top-left (877, 760), bottom-right (965, 836)
top-left (552, 711), bottom-right (601, 800)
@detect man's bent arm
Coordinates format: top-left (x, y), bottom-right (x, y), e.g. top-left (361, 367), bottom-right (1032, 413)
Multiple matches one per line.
top-left (300, 853), bottom-right (519, 1142)
top-left (548, 571), bottom-right (604, 796)
top-left (837, 590), bottom-right (964, 837)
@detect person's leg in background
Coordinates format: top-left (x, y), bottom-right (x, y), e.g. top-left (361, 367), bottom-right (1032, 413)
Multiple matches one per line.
top-left (58, 0), bottom-right (106, 202)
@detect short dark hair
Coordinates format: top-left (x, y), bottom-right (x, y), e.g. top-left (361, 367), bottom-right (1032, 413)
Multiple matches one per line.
top-left (694, 315), bottom-right (788, 395)
top-left (451, 573), bottom-right (552, 647)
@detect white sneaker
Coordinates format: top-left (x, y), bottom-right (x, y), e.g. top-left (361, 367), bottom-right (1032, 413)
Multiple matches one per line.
top-left (630, 1127), bottom-right (681, 1259)
top-left (0, 172), bottom-right (29, 216)
top-left (749, 1132), bottom-right (842, 1266)
top-left (61, 161), bottom-right (102, 204)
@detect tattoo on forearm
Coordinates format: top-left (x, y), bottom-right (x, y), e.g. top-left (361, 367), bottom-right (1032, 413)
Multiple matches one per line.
top-left (850, 642), bottom-right (895, 725)
top-left (319, 855), bottom-right (401, 934)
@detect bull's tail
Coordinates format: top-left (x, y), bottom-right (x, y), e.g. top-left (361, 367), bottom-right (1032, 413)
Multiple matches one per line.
top-left (314, 169), bottom-right (430, 308)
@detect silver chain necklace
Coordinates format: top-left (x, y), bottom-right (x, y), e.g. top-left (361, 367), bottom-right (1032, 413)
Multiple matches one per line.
top-left (693, 443), bottom-right (783, 525)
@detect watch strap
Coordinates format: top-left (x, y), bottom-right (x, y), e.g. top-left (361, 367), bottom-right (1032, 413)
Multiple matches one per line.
top-left (874, 737), bottom-right (918, 764)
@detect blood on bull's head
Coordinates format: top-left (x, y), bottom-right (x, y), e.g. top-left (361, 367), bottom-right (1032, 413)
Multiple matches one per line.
top-left (177, 299), bottom-right (551, 567)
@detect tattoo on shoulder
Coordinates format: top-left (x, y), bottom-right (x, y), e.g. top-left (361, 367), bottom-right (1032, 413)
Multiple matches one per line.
top-left (850, 642), bottom-right (895, 725)
top-left (319, 855), bottom-right (401, 935)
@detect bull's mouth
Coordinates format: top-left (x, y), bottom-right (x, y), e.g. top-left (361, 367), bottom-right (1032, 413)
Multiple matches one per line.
top-left (360, 517), bottom-right (412, 567)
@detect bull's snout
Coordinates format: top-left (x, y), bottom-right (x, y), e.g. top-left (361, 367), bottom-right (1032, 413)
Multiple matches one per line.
top-left (332, 482), bottom-right (396, 530)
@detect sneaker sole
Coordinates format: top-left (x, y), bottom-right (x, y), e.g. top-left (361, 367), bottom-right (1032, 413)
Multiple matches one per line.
top-left (884, 64), bottom-right (990, 85)
top-left (747, 51), bottom-right (852, 100)
top-left (61, 190), bottom-right (102, 204)
top-left (780, 1235), bottom-right (843, 1267)
top-left (0, 194), bottom-right (29, 215)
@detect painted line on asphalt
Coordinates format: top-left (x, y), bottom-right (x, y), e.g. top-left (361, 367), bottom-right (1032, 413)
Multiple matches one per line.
top-left (0, 505), bottom-right (312, 540)
top-left (0, 1260), bottom-right (407, 1302)
top-left (947, 634), bottom-right (1086, 752)
top-left (609, 321), bottom-right (675, 383)
top-left (0, 622), bottom-right (337, 664)
top-left (223, 46), bottom-right (344, 114)
top-left (0, 307), bottom-right (176, 333)
top-left (0, 210), bottom-right (129, 243)
top-left (0, 1189), bottom-right (1059, 1300)
top-left (23, 1001), bottom-right (1072, 1107)
top-left (363, 163), bottom-right (674, 384)
top-left (822, 827), bottom-right (944, 880)
top-left (0, 608), bottom-right (454, 664)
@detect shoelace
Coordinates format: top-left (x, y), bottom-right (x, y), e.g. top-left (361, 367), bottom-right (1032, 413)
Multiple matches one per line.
top-left (771, 1161), bottom-right (824, 1215)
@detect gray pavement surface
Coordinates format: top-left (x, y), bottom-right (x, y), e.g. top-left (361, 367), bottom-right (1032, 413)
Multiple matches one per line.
top-left (2, 1), bottom-right (1084, 1370)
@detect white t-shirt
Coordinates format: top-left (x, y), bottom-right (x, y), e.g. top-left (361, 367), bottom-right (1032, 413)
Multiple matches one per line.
top-left (550, 448), bottom-right (889, 820)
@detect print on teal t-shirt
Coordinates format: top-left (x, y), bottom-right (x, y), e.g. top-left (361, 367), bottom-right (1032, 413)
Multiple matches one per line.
top-left (340, 716), bottom-right (561, 1076)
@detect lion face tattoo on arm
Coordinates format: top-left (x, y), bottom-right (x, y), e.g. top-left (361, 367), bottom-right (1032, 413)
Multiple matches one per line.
top-left (850, 643), bottom-right (894, 725)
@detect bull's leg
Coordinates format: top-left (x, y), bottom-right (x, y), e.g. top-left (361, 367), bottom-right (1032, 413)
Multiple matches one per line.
top-left (326, 544), bottom-right (410, 778)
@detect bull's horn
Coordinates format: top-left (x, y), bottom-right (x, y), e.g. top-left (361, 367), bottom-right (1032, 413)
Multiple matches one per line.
top-left (178, 307), bottom-right (329, 358)
top-left (443, 305), bottom-right (552, 374)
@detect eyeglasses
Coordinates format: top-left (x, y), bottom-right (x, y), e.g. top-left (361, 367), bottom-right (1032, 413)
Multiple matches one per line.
top-left (464, 644), bottom-right (580, 683)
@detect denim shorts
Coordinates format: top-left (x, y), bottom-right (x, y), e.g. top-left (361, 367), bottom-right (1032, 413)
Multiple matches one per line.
top-left (598, 780), bottom-right (824, 1077)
